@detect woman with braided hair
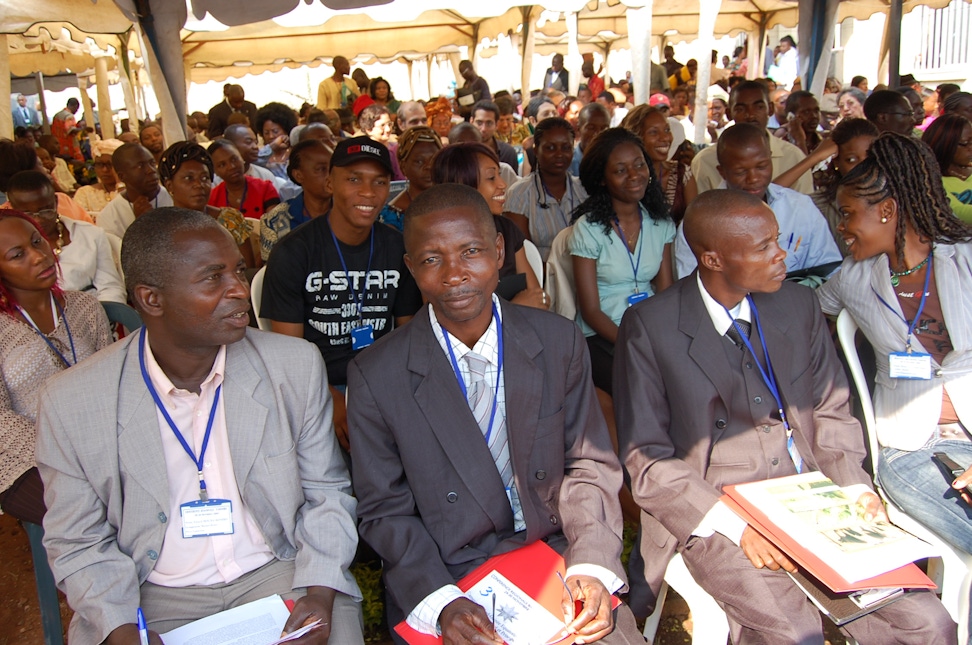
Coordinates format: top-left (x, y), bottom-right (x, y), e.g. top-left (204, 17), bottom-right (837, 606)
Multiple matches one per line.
top-left (817, 133), bottom-right (972, 632)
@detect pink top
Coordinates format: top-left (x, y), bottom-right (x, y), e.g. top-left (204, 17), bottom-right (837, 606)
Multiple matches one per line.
top-left (142, 332), bottom-right (274, 587)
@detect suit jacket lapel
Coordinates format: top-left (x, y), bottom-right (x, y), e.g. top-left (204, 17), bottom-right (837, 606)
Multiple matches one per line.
top-left (870, 255), bottom-right (910, 348)
top-left (933, 246), bottom-right (970, 354)
top-left (116, 332), bottom-right (170, 513)
top-left (408, 311), bottom-right (512, 530)
top-left (681, 278), bottom-right (734, 424)
top-left (223, 340), bottom-right (269, 493)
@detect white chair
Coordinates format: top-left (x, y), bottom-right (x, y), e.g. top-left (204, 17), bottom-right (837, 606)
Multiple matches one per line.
top-left (837, 309), bottom-right (972, 644)
top-left (642, 553), bottom-right (730, 645)
top-left (522, 239), bottom-right (544, 288)
top-left (544, 227), bottom-right (577, 321)
top-left (249, 265), bottom-right (273, 331)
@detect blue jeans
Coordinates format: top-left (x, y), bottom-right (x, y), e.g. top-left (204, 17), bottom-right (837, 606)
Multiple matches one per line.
top-left (877, 439), bottom-right (972, 643)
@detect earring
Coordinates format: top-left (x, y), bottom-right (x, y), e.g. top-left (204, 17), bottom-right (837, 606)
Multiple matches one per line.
top-left (881, 217), bottom-right (888, 223)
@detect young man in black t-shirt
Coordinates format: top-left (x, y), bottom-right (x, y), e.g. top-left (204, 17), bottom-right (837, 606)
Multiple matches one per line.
top-left (261, 137), bottom-right (422, 449)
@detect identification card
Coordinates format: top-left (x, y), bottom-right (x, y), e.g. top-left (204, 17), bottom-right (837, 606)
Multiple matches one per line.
top-left (351, 324), bottom-right (374, 350)
top-left (180, 499), bottom-right (234, 538)
top-left (889, 351), bottom-right (932, 380)
top-left (628, 292), bottom-right (649, 307)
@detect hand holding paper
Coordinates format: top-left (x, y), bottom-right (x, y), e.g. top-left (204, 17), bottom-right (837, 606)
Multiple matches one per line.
top-left (439, 597), bottom-right (504, 645)
top-left (559, 575), bottom-right (614, 644)
top-left (280, 586), bottom-right (334, 644)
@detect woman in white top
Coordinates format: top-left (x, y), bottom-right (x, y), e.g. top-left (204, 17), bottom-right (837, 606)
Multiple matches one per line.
top-left (73, 138), bottom-right (124, 220)
top-left (6, 171), bottom-right (125, 303)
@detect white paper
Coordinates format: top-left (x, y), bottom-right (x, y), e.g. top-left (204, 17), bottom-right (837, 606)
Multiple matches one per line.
top-left (464, 571), bottom-right (567, 645)
top-left (267, 619), bottom-right (322, 644)
top-left (161, 595), bottom-right (291, 645)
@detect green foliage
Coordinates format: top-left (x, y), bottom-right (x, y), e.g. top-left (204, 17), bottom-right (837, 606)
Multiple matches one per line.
top-left (350, 560), bottom-right (388, 642)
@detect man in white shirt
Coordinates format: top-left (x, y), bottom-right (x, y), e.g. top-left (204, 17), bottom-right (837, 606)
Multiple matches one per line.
top-left (692, 81), bottom-right (813, 194)
top-left (97, 143), bottom-right (173, 240)
top-left (676, 123), bottom-right (839, 278)
top-left (615, 189), bottom-right (957, 644)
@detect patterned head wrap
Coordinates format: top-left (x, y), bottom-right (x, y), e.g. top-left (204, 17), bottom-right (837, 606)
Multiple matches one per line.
top-left (396, 126), bottom-right (442, 162)
top-left (91, 138), bottom-right (124, 158)
top-left (425, 97), bottom-right (453, 124)
top-left (158, 141), bottom-right (214, 183)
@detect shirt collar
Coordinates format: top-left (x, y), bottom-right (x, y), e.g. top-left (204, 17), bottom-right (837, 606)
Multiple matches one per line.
top-left (697, 272), bottom-right (752, 337)
top-left (429, 293), bottom-right (502, 366)
top-left (141, 329), bottom-right (226, 403)
top-left (714, 180), bottom-right (779, 207)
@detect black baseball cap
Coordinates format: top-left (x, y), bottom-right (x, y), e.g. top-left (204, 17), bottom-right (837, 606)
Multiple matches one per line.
top-left (330, 136), bottom-right (392, 174)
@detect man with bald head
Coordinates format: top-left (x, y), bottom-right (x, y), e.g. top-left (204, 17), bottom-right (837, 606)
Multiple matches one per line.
top-left (397, 101), bottom-right (427, 132)
top-left (206, 84), bottom-right (258, 140)
top-left (615, 190), bottom-right (957, 644)
top-left (317, 56), bottom-right (358, 111)
top-left (348, 183), bottom-right (644, 645)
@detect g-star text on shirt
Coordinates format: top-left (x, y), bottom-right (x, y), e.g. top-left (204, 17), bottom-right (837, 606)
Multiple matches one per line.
top-left (304, 270), bottom-right (401, 292)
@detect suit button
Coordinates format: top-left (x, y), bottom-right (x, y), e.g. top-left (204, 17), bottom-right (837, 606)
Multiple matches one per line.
top-left (549, 515), bottom-right (558, 525)
top-left (715, 419), bottom-right (727, 429)
top-left (935, 369), bottom-right (943, 377)
top-left (158, 512), bottom-right (167, 523)
top-left (771, 457), bottom-right (780, 466)
top-left (535, 470), bottom-right (546, 480)
top-left (754, 396), bottom-right (762, 404)
top-left (446, 492), bottom-right (458, 503)
top-left (761, 425), bottom-right (771, 433)
top-left (147, 550), bottom-right (158, 560)
top-left (746, 362), bottom-right (753, 369)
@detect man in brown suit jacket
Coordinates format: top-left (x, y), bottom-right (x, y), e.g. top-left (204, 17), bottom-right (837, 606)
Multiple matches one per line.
top-left (348, 184), bottom-right (643, 644)
top-left (615, 189), bottom-right (956, 644)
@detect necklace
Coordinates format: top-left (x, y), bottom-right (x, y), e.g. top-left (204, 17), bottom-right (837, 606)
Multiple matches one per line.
top-left (889, 254), bottom-right (929, 287)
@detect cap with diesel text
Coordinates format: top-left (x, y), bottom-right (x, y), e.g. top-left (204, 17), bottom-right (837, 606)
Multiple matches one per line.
top-left (330, 136), bottom-right (392, 174)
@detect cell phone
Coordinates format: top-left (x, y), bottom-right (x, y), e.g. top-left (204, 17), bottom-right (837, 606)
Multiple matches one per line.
top-left (931, 451), bottom-right (972, 502)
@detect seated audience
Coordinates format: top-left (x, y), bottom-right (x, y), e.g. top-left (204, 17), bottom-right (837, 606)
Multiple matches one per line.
top-left (621, 105), bottom-right (697, 223)
top-left (676, 124), bottom-right (841, 277)
top-left (570, 102), bottom-right (611, 176)
top-left (691, 81), bottom-right (813, 194)
top-left (922, 114), bottom-right (972, 223)
top-left (378, 126), bottom-right (441, 232)
top-left (6, 172), bottom-right (125, 302)
top-left (778, 90), bottom-right (823, 155)
top-left (255, 102), bottom-right (298, 181)
top-left (207, 138), bottom-right (280, 220)
top-left (432, 142), bottom-right (547, 310)
top-left (261, 138), bottom-right (421, 451)
top-left (37, 135), bottom-right (78, 195)
top-left (817, 135), bottom-right (972, 638)
top-left (396, 101), bottom-right (427, 132)
top-left (471, 100), bottom-right (519, 171)
top-left (139, 122), bottom-right (165, 165)
top-left (221, 124), bottom-right (297, 198)
top-left (97, 143), bottom-right (173, 240)
top-left (348, 183), bottom-right (645, 645)
top-left (369, 77), bottom-right (400, 115)
top-left (205, 83), bottom-right (258, 140)
top-left (943, 92), bottom-right (972, 122)
top-left (426, 97), bottom-right (455, 143)
top-left (864, 90), bottom-right (916, 135)
top-left (571, 128), bottom-right (675, 396)
top-left (505, 117), bottom-right (588, 261)
top-left (0, 140), bottom-right (93, 224)
top-left (74, 139), bottom-right (124, 219)
top-left (37, 208), bottom-right (363, 644)
top-left (615, 188), bottom-right (957, 644)
top-left (260, 139), bottom-right (332, 261)
top-left (159, 142), bottom-right (256, 268)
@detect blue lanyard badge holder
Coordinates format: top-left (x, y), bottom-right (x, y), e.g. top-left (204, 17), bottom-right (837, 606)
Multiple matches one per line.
top-left (139, 332), bottom-right (234, 538)
top-left (878, 255), bottom-right (933, 380)
top-left (330, 220), bottom-right (375, 351)
top-left (614, 216), bottom-right (648, 307)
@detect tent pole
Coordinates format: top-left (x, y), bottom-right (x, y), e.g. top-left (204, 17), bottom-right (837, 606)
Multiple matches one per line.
top-left (626, 2), bottom-right (653, 107)
top-left (888, 0), bottom-right (903, 87)
top-left (693, 0), bottom-right (722, 145)
top-left (116, 32), bottom-right (140, 135)
top-left (77, 77), bottom-right (96, 137)
top-left (35, 73), bottom-right (50, 134)
top-left (566, 11), bottom-right (582, 97)
top-left (0, 35), bottom-right (11, 141)
top-left (95, 56), bottom-right (115, 138)
top-left (520, 5), bottom-right (536, 100)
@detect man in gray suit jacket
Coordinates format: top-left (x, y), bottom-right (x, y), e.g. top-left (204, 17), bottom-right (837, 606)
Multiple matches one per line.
top-left (348, 184), bottom-right (643, 644)
top-left (36, 208), bottom-right (362, 645)
top-left (615, 190), bottom-right (956, 644)
top-left (12, 93), bottom-right (40, 129)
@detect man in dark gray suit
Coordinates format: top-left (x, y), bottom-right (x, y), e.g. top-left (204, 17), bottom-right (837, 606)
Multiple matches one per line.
top-left (348, 184), bottom-right (643, 644)
top-left (615, 189), bottom-right (956, 644)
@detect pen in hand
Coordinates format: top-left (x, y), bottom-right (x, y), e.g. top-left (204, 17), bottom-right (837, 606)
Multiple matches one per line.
top-left (137, 607), bottom-right (150, 645)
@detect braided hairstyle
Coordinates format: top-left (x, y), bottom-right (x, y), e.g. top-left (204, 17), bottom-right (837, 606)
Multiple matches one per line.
top-left (837, 132), bottom-right (972, 267)
top-left (572, 127), bottom-right (670, 235)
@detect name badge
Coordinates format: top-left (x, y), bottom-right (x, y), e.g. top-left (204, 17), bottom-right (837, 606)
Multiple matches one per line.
top-left (351, 324), bottom-right (374, 350)
top-left (889, 352), bottom-right (932, 380)
top-left (628, 292), bottom-right (649, 307)
top-left (180, 499), bottom-right (234, 538)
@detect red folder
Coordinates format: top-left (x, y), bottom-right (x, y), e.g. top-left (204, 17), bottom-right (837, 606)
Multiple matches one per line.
top-left (721, 492), bottom-right (935, 593)
top-left (394, 541), bottom-right (620, 644)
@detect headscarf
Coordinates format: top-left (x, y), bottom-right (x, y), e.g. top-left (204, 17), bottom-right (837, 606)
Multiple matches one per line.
top-left (396, 126), bottom-right (442, 162)
top-left (425, 97), bottom-right (453, 124)
top-left (158, 141), bottom-right (214, 183)
top-left (90, 138), bottom-right (124, 158)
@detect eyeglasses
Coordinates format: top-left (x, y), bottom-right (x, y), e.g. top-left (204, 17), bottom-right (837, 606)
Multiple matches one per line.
top-left (94, 162), bottom-right (112, 169)
top-left (881, 112), bottom-right (913, 118)
top-left (24, 209), bottom-right (58, 220)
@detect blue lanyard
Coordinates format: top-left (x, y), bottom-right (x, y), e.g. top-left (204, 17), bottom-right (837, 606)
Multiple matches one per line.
top-left (441, 303), bottom-right (503, 444)
top-left (613, 215), bottom-right (643, 290)
top-left (328, 216), bottom-right (374, 322)
top-left (138, 331), bottom-right (221, 501)
top-left (873, 254), bottom-right (932, 353)
top-left (18, 294), bottom-right (76, 367)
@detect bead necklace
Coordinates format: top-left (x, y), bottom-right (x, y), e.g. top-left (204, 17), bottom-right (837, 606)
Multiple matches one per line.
top-left (889, 254), bottom-right (929, 287)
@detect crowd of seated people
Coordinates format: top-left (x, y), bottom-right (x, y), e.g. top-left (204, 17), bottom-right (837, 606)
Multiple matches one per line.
top-left (4, 55), bottom-right (972, 645)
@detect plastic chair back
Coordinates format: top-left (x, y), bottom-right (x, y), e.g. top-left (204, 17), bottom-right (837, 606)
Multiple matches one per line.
top-left (250, 266), bottom-right (273, 331)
